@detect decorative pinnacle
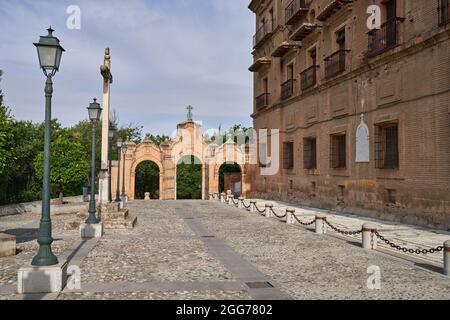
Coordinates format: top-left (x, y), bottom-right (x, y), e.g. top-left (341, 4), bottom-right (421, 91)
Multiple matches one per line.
top-left (47, 26), bottom-right (54, 36)
top-left (93, 98), bottom-right (97, 103)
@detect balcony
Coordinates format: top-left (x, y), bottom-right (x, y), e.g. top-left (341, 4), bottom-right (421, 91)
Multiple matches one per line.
top-left (248, 57), bottom-right (271, 72)
top-left (281, 79), bottom-right (296, 100)
top-left (253, 19), bottom-right (274, 49)
top-left (324, 49), bottom-right (348, 79)
top-left (271, 41), bottom-right (301, 58)
top-left (289, 23), bottom-right (317, 41)
top-left (300, 65), bottom-right (317, 90)
top-left (439, 0), bottom-right (450, 26)
top-left (317, 0), bottom-right (353, 22)
top-left (285, 0), bottom-right (309, 26)
top-left (255, 93), bottom-right (270, 111)
top-left (367, 18), bottom-right (401, 58)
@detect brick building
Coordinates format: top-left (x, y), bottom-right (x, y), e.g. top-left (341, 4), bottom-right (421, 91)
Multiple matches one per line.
top-left (248, 0), bottom-right (450, 229)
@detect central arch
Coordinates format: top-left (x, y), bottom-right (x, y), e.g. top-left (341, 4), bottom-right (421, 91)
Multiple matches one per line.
top-left (134, 160), bottom-right (160, 200)
top-left (218, 162), bottom-right (242, 197)
top-left (176, 155), bottom-right (202, 200)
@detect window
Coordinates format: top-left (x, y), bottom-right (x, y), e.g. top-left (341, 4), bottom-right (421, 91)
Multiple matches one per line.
top-left (283, 142), bottom-right (294, 169)
top-left (303, 137), bottom-right (317, 169)
top-left (439, 0), bottom-right (450, 26)
top-left (375, 123), bottom-right (399, 169)
top-left (386, 189), bottom-right (397, 204)
top-left (330, 134), bottom-right (346, 169)
top-left (259, 142), bottom-right (267, 168)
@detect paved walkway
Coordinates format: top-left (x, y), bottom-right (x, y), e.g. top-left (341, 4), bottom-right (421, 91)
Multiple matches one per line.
top-left (0, 200), bottom-right (449, 300)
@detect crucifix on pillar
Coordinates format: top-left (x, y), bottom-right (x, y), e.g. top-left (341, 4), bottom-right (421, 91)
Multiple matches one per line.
top-left (186, 105), bottom-right (193, 122)
top-left (98, 48), bottom-right (113, 204)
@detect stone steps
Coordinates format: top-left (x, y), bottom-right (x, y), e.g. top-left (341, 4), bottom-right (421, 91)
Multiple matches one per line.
top-left (102, 215), bottom-right (137, 230)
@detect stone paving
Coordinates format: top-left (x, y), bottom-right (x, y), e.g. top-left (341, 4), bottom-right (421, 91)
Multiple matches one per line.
top-left (0, 200), bottom-right (449, 300)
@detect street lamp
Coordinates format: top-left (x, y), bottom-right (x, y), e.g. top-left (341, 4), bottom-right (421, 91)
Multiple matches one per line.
top-left (31, 27), bottom-right (65, 267)
top-left (86, 99), bottom-right (102, 224)
top-left (108, 124), bottom-right (116, 203)
top-left (121, 142), bottom-right (128, 201)
top-left (115, 138), bottom-right (123, 202)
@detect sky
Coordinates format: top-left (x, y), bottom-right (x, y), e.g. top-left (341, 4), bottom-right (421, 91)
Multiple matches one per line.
top-left (0, 0), bottom-right (255, 136)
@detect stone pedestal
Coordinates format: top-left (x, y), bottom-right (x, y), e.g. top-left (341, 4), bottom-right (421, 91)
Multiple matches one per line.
top-left (99, 202), bottom-right (137, 230)
top-left (362, 223), bottom-right (378, 250)
top-left (286, 208), bottom-right (295, 224)
top-left (265, 204), bottom-right (273, 218)
top-left (17, 261), bottom-right (68, 294)
top-left (443, 241), bottom-right (450, 276)
top-left (98, 170), bottom-right (110, 204)
top-left (315, 213), bottom-right (327, 234)
top-left (0, 233), bottom-right (16, 257)
top-left (79, 223), bottom-right (104, 239)
top-left (144, 192), bottom-right (150, 201)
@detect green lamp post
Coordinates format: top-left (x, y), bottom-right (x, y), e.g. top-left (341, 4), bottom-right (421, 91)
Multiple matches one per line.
top-left (121, 142), bottom-right (128, 201)
top-left (86, 99), bottom-right (102, 224)
top-left (115, 138), bottom-right (123, 202)
top-left (31, 27), bottom-right (65, 267)
top-left (108, 124), bottom-right (116, 203)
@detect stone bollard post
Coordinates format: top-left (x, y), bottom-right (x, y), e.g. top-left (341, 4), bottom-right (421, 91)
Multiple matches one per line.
top-left (265, 203), bottom-right (274, 218)
top-left (286, 208), bottom-right (295, 224)
top-left (362, 223), bottom-right (379, 250)
top-left (315, 213), bottom-right (327, 234)
top-left (238, 197), bottom-right (244, 209)
top-left (221, 193), bottom-right (226, 203)
top-left (228, 195), bottom-right (233, 206)
top-left (444, 240), bottom-right (450, 276)
top-left (144, 192), bottom-right (150, 201)
top-left (250, 201), bottom-right (257, 213)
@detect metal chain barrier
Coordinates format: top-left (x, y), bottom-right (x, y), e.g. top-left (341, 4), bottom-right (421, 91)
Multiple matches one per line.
top-left (375, 231), bottom-right (444, 255)
top-left (270, 208), bottom-right (287, 219)
top-left (292, 214), bottom-right (316, 226)
top-left (324, 220), bottom-right (363, 236)
top-left (242, 201), bottom-right (251, 210)
top-left (255, 205), bottom-right (266, 215)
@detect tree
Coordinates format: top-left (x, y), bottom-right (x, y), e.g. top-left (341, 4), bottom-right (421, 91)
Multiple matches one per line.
top-left (0, 71), bottom-right (17, 203)
top-left (176, 155), bottom-right (202, 200)
top-left (135, 161), bottom-right (160, 199)
top-left (34, 131), bottom-right (90, 203)
top-left (144, 133), bottom-right (170, 146)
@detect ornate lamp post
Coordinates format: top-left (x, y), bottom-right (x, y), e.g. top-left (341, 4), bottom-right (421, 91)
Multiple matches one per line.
top-left (121, 142), bottom-right (128, 201)
top-left (31, 27), bottom-right (65, 267)
top-left (108, 124), bottom-right (116, 202)
top-left (86, 99), bottom-right (102, 224)
top-left (115, 138), bottom-right (123, 202)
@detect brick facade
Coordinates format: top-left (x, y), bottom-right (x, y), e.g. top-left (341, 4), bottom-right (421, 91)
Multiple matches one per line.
top-left (248, 0), bottom-right (450, 229)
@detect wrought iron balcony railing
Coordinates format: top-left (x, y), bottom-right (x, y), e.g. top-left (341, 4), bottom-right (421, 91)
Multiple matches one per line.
top-left (253, 19), bottom-right (274, 48)
top-left (300, 65), bottom-right (317, 90)
top-left (255, 93), bottom-right (270, 110)
top-left (281, 79), bottom-right (296, 100)
top-left (324, 50), bottom-right (348, 79)
top-left (439, 0), bottom-right (450, 26)
top-left (285, 0), bottom-right (309, 25)
top-left (367, 18), bottom-right (401, 57)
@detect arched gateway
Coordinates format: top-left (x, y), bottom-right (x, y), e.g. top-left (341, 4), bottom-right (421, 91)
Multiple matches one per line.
top-left (111, 117), bottom-right (250, 200)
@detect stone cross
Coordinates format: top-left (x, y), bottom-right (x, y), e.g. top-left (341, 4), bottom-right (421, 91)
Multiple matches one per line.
top-left (186, 105), bottom-right (193, 122)
top-left (98, 48), bottom-right (113, 204)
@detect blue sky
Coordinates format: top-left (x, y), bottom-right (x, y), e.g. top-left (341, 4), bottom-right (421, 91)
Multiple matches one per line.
top-left (0, 0), bottom-right (254, 136)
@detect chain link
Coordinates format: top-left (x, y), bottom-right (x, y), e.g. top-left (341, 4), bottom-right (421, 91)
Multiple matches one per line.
top-left (324, 220), bottom-right (363, 236)
top-left (292, 214), bottom-right (316, 226)
top-left (242, 201), bottom-right (251, 210)
top-left (270, 208), bottom-right (287, 219)
top-left (375, 231), bottom-right (444, 255)
top-left (255, 205), bottom-right (266, 215)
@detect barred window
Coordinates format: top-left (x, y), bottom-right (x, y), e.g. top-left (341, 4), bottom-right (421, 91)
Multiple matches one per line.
top-left (283, 142), bottom-right (294, 169)
top-left (259, 142), bottom-right (267, 168)
top-left (330, 134), bottom-right (346, 169)
top-left (303, 137), bottom-right (317, 169)
top-left (439, 0), bottom-right (450, 26)
top-left (375, 123), bottom-right (399, 169)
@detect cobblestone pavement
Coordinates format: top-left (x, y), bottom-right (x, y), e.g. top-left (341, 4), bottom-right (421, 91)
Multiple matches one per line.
top-left (1, 200), bottom-right (449, 300)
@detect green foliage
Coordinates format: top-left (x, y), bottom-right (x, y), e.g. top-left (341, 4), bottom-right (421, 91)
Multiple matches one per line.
top-left (34, 131), bottom-right (90, 197)
top-left (135, 161), bottom-right (160, 199)
top-left (176, 155), bottom-right (202, 200)
top-left (211, 124), bottom-right (254, 146)
top-left (144, 133), bottom-right (170, 146)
